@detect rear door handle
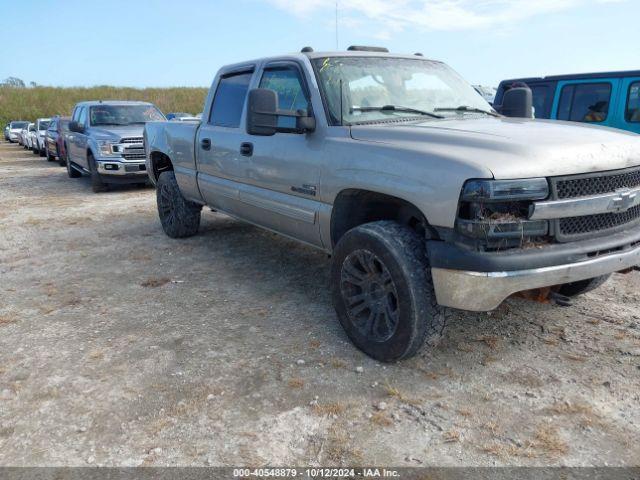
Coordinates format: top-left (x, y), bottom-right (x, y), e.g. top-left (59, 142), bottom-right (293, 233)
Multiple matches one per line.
top-left (201, 138), bottom-right (211, 150)
top-left (240, 142), bottom-right (254, 157)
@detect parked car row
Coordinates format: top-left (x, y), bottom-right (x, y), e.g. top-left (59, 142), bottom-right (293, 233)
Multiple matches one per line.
top-left (5, 101), bottom-right (169, 192)
top-left (4, 118), bottom-right (51, 156)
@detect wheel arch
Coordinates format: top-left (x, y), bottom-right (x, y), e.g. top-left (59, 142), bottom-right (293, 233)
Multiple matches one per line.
top-left (329, 188), bottom-right (437, 248)
top-left (148, 151), bottom-right (174, 183)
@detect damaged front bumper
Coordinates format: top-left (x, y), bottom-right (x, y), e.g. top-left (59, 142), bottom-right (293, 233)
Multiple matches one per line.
top-left (428, 228), bottom-right (640, 311)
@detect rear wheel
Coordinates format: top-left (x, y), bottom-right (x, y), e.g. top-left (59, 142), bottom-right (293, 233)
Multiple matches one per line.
top-left (156, 171), bottom-right (202, 238)
top-left (557, 274), bottom-right (610, 298)
top-left (32, 146), bottom-right (39, 155)
top-left (88, 153), bottom-right (108, 193)
top-left (331, 221), bottom-right (449, 362)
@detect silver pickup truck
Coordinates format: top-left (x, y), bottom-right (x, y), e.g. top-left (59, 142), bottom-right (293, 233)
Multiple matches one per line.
top-left (145, 47), bottom-right (640, 362)
top-left (67, 101), bottom-right (165, 192)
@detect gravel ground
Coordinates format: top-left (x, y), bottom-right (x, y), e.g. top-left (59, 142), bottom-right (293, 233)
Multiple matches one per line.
top-left (0, 141), bottom-right (639, 467)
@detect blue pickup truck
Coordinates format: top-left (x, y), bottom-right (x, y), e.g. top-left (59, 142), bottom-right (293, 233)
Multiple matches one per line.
top-left (495, 70), bottom-right (640, 134)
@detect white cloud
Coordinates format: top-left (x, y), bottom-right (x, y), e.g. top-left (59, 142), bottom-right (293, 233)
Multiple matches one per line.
top-left (265, 0), bottom-right (624, 32)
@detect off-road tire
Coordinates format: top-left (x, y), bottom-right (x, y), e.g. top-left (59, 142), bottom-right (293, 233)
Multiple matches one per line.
top-left (32, 146), bottom-right (39, 155)
top-left (39, 148), bottom-right (46, 157)
top-left (66, 156), bottom-right (81, 178)
top-left (331, 220), bottom-right (450, 362)
top-left (557, 274), bottom-right (611, 298)
top-left (156, 171), bottom-right (202, 238)
top-left (88, 153), bottom-right (108, 193)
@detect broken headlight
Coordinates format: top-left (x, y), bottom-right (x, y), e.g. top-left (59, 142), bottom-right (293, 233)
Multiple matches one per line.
top-left (456, 178), bottom-right (550, 242)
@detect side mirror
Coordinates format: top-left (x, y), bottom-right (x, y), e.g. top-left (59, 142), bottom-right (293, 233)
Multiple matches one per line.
top-left (247, 88), bottom-right (316, 136)
top-left (498, 87), bottom-right (533, 118)
top-left (247, 88), bottom-right (278, 136)
top-left (68, 121), bottom-right (84, 133)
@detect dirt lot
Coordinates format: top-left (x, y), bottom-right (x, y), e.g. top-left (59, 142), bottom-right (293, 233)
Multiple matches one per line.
top-left (0, 141), bottom-right (639, 467)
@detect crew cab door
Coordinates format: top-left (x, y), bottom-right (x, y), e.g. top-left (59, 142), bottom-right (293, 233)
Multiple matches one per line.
top-left (195, 68), bottom-right (255, 211)
top-left (196, 62), bottom-right (324, 248)
top-left (240, 61), bottom-right (324, 247)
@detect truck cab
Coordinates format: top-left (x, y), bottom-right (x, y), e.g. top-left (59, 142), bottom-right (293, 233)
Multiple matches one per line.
top-left (495, 70), bottom-right (640, 134)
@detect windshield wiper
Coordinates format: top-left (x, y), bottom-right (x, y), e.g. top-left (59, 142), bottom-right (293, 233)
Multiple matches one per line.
top-left (351, 105), bottom-right (444, 119)
top-left (434, 106), bottom-right (500, 117)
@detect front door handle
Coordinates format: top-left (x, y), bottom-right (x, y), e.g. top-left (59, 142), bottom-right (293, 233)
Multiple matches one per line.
top-left (201, 138), bottom-right (211, 150)
top-left (240, 142), bottom-right (253, 157)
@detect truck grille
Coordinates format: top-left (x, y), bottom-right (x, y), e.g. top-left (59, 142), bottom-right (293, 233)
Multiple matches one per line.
top-left (121, 137), bottom-right (144, 144)
top-left (551, 166), bottom-right (640, 241)
top-left (122, 152), bottom-right (146, 160)
top-left (119, 137), bottom-right (145, 161)
top-left (559, 205), bottom-right (640, 236)
top-left (555, 168), bottom-right (640, 199)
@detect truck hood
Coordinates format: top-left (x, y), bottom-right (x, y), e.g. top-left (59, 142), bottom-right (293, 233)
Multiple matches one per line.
top-left (87, 125), bottom-right (145, 141)
top-left (349, 117), bottom-right (640, 179)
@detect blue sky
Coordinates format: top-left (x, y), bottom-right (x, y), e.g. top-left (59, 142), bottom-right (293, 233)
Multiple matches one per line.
top-left (0, 0), bottom-right (638, 88)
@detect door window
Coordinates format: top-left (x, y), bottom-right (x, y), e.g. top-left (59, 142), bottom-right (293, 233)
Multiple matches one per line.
top-left (259, 66), bottom-right (309, 130)
top-left (626, 82), bottom-right (640, 122)
top-left (530, 85), bottom-right (552, 119)
top-left (209, 71), bottom-right (253, 128)
top-left (557, 82), bottom-right (611, 123)
top-left (78, 107), bottom-right (87, 127)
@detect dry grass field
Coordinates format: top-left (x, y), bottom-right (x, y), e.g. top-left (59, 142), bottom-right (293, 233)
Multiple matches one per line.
top-left (0, 141), bottom-right (639, 467)
top-left (0, 85), bottom-right (208, 125)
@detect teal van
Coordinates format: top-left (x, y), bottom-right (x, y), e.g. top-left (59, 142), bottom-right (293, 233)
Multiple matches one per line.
top-left (495, 71), bottom-right (640, 134)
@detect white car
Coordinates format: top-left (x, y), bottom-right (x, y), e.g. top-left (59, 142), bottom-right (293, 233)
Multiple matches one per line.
top-left (7, 121), bottom-right (29, 143)
top-left (20, 123), bottom-right (36, 149)
top-left (34, 118), bottom-right (51, 156)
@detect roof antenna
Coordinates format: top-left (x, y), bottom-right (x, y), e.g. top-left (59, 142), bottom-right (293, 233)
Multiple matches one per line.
top-left (335, 0), bottom-right (339, 50)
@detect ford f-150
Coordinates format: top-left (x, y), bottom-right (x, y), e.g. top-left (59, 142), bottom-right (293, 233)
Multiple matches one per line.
top-left (67, 100), bottom-right (165, 192)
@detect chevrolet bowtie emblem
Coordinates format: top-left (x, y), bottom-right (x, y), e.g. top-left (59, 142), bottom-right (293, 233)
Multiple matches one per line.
top-left (610, 188), bottom-right (637, 213)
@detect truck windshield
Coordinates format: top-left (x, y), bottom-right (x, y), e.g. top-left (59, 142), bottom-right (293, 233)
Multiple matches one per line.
top-left (38, 121), bottom-right (50, 130)
top-left (312, 57), bottom-right (495, 125)
top-left (11, 122), bottom-right (28, 129)
top-left (89, 105), bottom-right (165, 126)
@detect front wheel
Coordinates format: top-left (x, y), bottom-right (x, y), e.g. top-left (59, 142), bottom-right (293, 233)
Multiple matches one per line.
top-left (88, 153), bottom-right (108, 193)
top-left (557, 274), bottom-right (611, 298)
top-left (66, 156), bottom-right (81, 178)
top-left (156, 171), bottom-right (202, 238)
top-left (331, 221), bottom-right (449, 362)
top-left (46, 146), bottom-right (55, 161)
